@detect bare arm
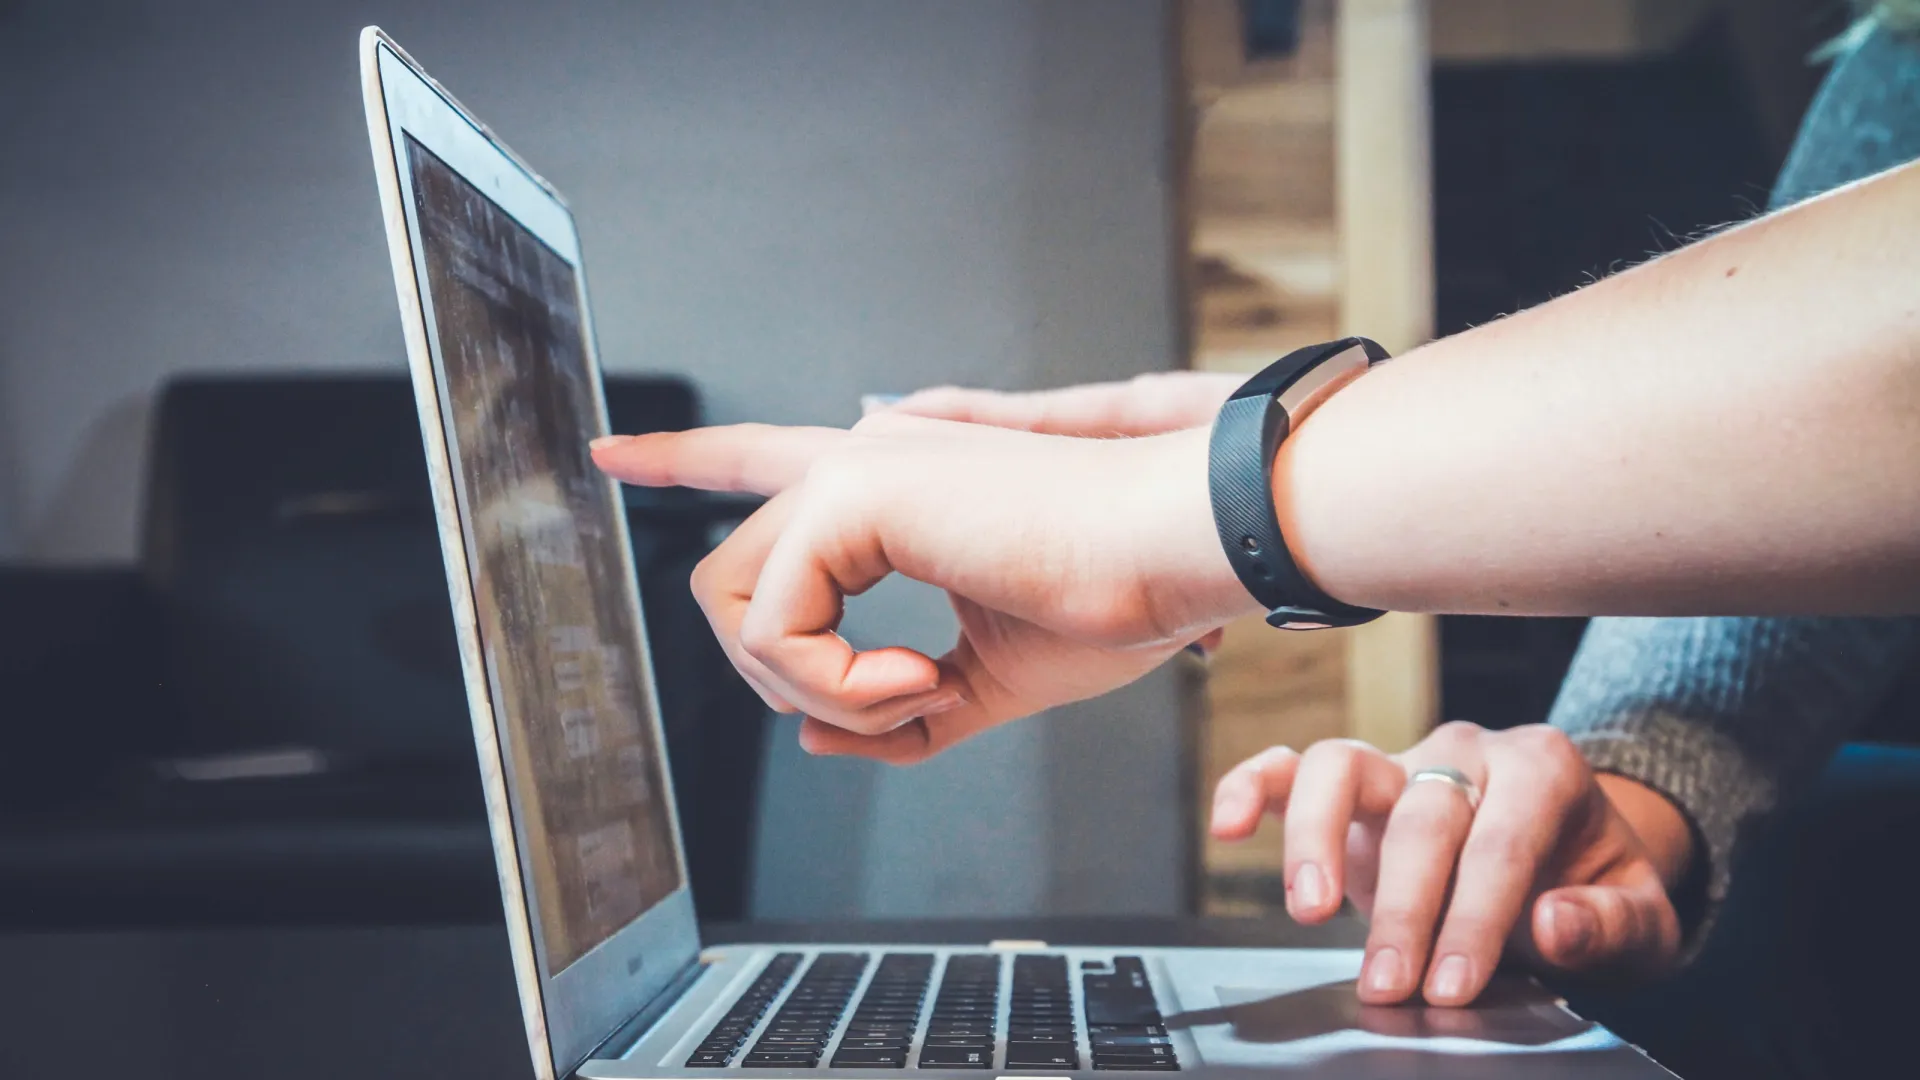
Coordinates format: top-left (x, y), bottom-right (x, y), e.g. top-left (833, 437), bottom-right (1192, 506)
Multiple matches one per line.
top-left (1283, 158), bottom-right (1920, 616)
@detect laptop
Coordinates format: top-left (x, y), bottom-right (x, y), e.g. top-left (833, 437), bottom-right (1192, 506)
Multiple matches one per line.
top-left (356, 26), bottom-right (1678, 1080)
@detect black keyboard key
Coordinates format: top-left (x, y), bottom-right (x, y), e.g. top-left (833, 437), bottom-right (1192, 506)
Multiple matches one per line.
top-left (919, 1046), bottom-right (995, 1068)
top-left (743, 1052), bottom-right (819, 1067)
top-left (831, 951), bottom-right (934, 1058)
top-left (1091, 1035), bottom-right (1172, 1048)
top-left (1085, 1002), bottom-right (1158, 1026)
top-left (744, 952), bottom-right (874, 1062)
top-left (1006, 1045), bottom-right (1080, 1069)
top-left (1009, 1023), bottom-right (1075, 1034)
top-left (688, 953), bottom-right (808, 1067)
top-left (1092, 1061), bottom-right (1180, 1071)
top-left (1089, 1025), bottom-right (1166, 1037)
top-left (923, 1035), bottom-right (994, 1048)
top-left (921, 953), bottom-right (1005, 1054)
top-left (834, 1049), bottom-right (910, 1066)
top-left (1093, 1047), bottom-right (1176, 1063)
top-left (926, 1023), bottom-right (995, 1037)
top-left (1083, 971), bottom-right (1163, 1027)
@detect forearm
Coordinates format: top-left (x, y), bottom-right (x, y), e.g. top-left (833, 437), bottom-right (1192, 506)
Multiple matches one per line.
top-left (1279, 158), bottom-right (1920, 616)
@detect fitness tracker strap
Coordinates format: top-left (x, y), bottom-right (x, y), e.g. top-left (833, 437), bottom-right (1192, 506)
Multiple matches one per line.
top-left (1208, 337), bottom-right (1390, 630)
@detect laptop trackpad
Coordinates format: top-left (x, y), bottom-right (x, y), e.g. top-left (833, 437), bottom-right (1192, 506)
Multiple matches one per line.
top-left (1158, 951), bottom-right (1626, 1073)
top-left (1208, 980), bottom-right (1588, 1044)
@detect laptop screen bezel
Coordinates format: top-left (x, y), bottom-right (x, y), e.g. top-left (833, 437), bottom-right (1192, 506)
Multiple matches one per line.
top-left (360, 27), bottom-right (700, 1078)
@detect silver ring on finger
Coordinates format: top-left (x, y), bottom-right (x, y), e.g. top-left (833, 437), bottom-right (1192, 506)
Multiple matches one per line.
top-left (1403, 766), bottom-right (1482, 813)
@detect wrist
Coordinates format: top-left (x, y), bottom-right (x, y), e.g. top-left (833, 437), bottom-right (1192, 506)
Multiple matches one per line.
top-left (1126, 426), bottom-right (1264, 637)
top-left (1595, 772), bottom-right (1697, 893)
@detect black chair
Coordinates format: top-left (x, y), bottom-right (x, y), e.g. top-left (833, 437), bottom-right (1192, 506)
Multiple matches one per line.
top-left (0, 373), bottom-right (768, 926)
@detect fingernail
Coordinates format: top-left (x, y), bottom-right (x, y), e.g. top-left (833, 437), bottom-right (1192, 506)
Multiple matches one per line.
top-left (1430, 954), bottom-right (1472, 1003)
top-left (1290, 862), bottom-right (1327, 913)
top-left (1363, 947), bottom-right (1405, 995)
top-left (1210, 785), bottom-right (1251, 826)
top-left (589, 435), bottom-right (630, 451)
top-left (1550, 898), bottom-right (1596, 957)
top-left (920, 692), bottom-right (965, 716)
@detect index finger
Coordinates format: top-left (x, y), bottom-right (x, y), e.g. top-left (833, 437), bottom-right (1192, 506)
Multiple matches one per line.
top-left (889, 384), bottom-right (1133, 435)
top-left (892, 373), bottom-right (1238, 437)
top-left (590, 424), bottom-right (847, 495)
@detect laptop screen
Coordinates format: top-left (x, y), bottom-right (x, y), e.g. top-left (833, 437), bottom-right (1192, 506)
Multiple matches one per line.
top-left (405, 134), bottom-right (683, 976)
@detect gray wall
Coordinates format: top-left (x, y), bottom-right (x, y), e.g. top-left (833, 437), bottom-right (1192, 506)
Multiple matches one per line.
top-left (0, 0), bottom-right (1188, 918)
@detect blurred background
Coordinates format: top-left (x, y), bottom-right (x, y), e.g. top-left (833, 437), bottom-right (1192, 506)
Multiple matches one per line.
top-left (0, 0), bottom-right (1850, 1077)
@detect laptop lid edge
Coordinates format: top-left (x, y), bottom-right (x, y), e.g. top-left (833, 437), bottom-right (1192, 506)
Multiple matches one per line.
top-left (359, 26), bottom-right (702, 1078)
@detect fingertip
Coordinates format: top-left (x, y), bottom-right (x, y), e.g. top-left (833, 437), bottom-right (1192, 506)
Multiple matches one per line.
top-left (1287, 861), bottom-right (1338, 922)
top-left (796, 716), bottom-right (935, 766)
top-left (1535, 892), bottom-right (1597, 967)
top-left (1208, 778), bottom-right (1260, 837)
top-left (588, 431), bottom-right (665, 483)
top-left (1207, 815), bottom-right (1253, 841)
top-left (795, 718), bottom-right (836, 756)
top-left (844, 647), bottom-right (944, 701)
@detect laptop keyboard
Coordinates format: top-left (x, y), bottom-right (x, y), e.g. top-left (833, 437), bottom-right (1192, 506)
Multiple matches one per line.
top-left (744, 952), bottom-right (868, 1066)
top-left (685, 952), bottom-right (1178, 1072)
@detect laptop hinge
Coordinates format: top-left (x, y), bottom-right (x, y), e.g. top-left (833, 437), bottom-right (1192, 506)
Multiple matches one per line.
top-left (580, 956), bottom-right (710, 1068)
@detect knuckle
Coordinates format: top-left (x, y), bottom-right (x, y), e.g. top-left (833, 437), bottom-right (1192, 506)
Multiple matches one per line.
top-left (1466, 823), bottom-right (1536, 868)
top-left (688, 553), bottom-right (720, 597)
top-left (1390, 795), bottom-right (1466, 839)
top-left (1426, 720), bottom-right (1484, 754)
top-left (737, 617), bottom-right (781, 664)
top-left (1368, 904), bottom-right (1437, 945)
top-left (1437, 911), bottom-right (1511, 955)
top-left (1504, 726), bottom-right (1588, 800)
top-left (1510, 724), bottom-right (1578, 761)
top-left (1302, 738), bottom-right (1367, 769)
top-left (1250, 745), bottom-right (1301, 774)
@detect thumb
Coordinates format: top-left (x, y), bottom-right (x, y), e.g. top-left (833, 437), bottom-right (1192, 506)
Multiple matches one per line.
top-left (1530, 876), bottom-right (1681, 975)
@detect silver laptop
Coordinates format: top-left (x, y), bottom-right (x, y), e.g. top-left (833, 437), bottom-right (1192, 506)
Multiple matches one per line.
top-left (356, 26), bottom-right (1677, 1080)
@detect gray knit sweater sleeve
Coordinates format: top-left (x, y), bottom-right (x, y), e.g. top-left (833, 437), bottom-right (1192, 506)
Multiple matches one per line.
top-left (1548, 22), bottom-right (1920, 940)
top-left (1549, 618), bottom-right (1920, 919)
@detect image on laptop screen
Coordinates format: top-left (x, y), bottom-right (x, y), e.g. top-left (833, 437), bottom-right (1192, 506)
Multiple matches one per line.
top-left (404, 134), bottom-right (681, 975)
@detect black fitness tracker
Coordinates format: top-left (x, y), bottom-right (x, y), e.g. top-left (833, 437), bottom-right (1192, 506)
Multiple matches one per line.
top-left (1207, 337), bottom-right (1390, 630)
